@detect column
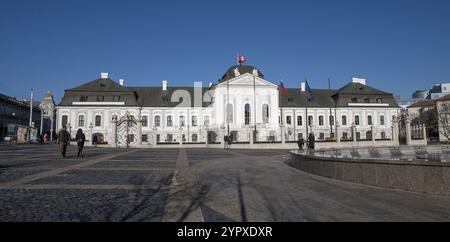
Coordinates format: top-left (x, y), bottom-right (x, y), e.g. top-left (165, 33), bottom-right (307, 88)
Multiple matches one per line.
top-left (352, 124), bottom-right (357, 146)
top-left (136, 118), bottom-right (142, 146)
top-left (392, 117), bottom-right (399, 146)
top-left (336, 124), bottom-right (341, 145)
top-left (422, 124), bottom-right (427, 142)
top-left (152, 128), bottom-right (158, 146)
top-left (111, 119), bottom-right (117, 148)
top-left (405, 118), bottom-right (412, 145)
top-left (371, 125), bottom-right (376, 146)
top-left (281, 124), bottom-right (286, 144)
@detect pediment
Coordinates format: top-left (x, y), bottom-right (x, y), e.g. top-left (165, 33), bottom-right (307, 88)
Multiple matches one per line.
top-left (219, 73), bottom-right (277, 88)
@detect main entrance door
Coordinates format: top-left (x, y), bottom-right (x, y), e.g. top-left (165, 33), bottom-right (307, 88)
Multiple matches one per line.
top-left (116, 113), bottom-right (137, 148)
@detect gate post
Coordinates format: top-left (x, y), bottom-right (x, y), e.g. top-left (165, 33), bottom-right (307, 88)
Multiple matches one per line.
top-left (136, 117), bottom-right (142, 146)
top-left (111, 117), bottom-right (117, 148)
top-left (281, 124), bottom-right (286, 144)
top-left (152, 128), bottom-right (157, 147)
top-left (422, 124), bottom-right (427, 143)
top-left (352, 124), bottom-right (357, 147)
top-left (405, 118), bottom-right (412, 146)
top-left (392, 116), bottom-right (400, 146)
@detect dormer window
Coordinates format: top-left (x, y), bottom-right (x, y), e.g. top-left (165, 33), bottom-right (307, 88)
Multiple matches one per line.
top-left (79, 96), bottom-right (88, 102)
top-left (96, 96), bottom-right (104, 101)
top-left (351, 98), bottom-right (357, 103)
top-left (376, 98), bottom-right (383, 103)
top-left (364, 98), bottom-right (370, 103)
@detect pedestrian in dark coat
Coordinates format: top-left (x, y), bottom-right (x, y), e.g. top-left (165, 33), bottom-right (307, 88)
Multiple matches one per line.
top-left (75, 128), bottom-right (86, 158)
top-left (57, 126), bottom-right (71, 158)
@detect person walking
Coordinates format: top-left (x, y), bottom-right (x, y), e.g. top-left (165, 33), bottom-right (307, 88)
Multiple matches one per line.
top-left (75, 128), bottom-right (86, 158)
top-left (57, 126), bottom-right (71, 158)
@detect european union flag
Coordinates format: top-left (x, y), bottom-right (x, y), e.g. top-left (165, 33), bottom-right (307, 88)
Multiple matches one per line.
top-left (305, 80), bottom-right (313, 101)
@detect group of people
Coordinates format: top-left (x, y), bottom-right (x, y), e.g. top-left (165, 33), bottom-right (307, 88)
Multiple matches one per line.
top-left (297, 133), bottom-right (315, 152)
top-left (57, 126), bottom-right (86, 158)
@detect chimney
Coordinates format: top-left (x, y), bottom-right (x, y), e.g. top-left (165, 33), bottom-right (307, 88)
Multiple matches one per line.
top-left (119, 79), bottom-right (124, 86)
top-left (162, 80), bottom-right (168, 91)
top-left (101, 72), bottom-right (109, 79)
top-left (300, 81), bottom-right (306, 92)
top-left (352, 77), bottom-right (366, 85)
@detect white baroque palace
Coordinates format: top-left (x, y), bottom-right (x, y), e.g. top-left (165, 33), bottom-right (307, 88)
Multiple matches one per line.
top-left (56, 65), bottom-right (401, 147)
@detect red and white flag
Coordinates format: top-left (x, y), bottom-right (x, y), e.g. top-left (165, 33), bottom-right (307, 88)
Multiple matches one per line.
top-left (237, 54), bottom-right (248, 64)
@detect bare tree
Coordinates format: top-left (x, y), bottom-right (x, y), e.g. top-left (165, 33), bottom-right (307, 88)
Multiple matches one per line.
top-left (437, 102), bottom-right (450, 141)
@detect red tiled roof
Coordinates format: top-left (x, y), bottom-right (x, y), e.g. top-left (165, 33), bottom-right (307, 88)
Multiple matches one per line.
top-left (407, 99), bottom-right (436, 108)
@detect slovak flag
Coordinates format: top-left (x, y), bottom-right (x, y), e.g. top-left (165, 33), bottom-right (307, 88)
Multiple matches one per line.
top-left (279, 80), bottom-right (288, 96)
top-left (237, 54), bottom-right (248, 64)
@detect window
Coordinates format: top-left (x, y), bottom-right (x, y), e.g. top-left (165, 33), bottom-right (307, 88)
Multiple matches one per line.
top-left (319, 116), bottom-right (324, 126)
top-left (380, 115), bottom-right (385, 126)
top-left (319, 133), bottom-right (324, 140)
top-left (297, 133), bottom-right (303, 140)
top-left (62, 115), bottom-right (68, 126)
top-left (79, 96), bottom-right (88, 102)
top-left (226, 104), bottom-right (233, 123)
top-left (356, 132), bottom-right (361, 140)
top-left (192, 134), bottom-right (198, 142)
top-left (364, 98), bottom-right (370, 103)
top-left (367, 115), bottom-right (372, 126)
top-left (95, 115), bottom-right (101, 127)
top-left (342, 132), bottom-right (348, 140)
top-left (308, 116), bottom-right (313, 126)
top-left (329, 116), bottom-right (334, 126)
top-left (155, 115), bottom-right (161, 127)
top-left (96, 96), bottom-right (104, 101)
top-left (381, 132), bottom-right (386, 139)
top-left (180, 116), bottom-right (185, 127)
top-left (355, 115), bottom-right (360, 125)
top-left (297, 116), bottom-right (302, 126)
top-left (286, 116), bottom-right (292, 125)
top-left (156, 134), bottom-right (160, 142)
top-left (244, 104), bottom-right (251, 125)
top-left (351, 98), bottom-right (357, 103)
top-left (192, 116), bottom-right (197, 127)
top-left (376, 98), bottom-right (383, 103)
top-left (166, 134), bottom-right (173, 142)
top-left (182, 134), bottom-right (186, 142)
top-left (167, 116), bottom-right (173, 127)
top-left (142, 116), bottom-right (148, 127)
top-left (204, 116), bottom-right (210, 126)
top-left (78, 115), bottom-right (85, 127)
top-left (112, 114), bottom-right (118, 121)
top-left (342, 115), bottom-right (347, 126)
top-left (113, 96), bottom-right (121, 102)
top-left (262, 104), bottom-right (269, 123)
top-left (142, 134), bottom-right (148, 142)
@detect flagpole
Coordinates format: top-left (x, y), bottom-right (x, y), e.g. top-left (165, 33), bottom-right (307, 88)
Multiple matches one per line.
top-left (227, 71), bottom-right (230, 136)
top-left (305, 78), bottom-right (309, 140)
top-left (253, 73), bottom-right (257, 141)
top-left (328, 77), bottom-right (333, 136)
top-left (279, 75), bottom-right (283, 142)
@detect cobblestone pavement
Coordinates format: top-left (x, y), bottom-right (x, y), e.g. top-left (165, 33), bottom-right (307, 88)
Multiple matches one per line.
top-left (1, 144), bottom-right (450, 221)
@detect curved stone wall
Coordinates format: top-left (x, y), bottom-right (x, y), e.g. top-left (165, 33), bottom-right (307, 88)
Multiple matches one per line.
top-left (289, 147), bottom-right (450, 196)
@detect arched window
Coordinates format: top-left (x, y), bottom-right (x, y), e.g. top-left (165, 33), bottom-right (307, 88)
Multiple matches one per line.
top-left (381, 131), bottom-right (386, 139)
top-left (380, 115), bottom-right (385, 126)
top-left (78, 115), bottom-right (85, 127)
top-left (226, 103), bottom-right (233, 123)
top-left (62, 115), bottom-right (68, 126)
top-left (95, 115), bottom-right (101, 127)
top-left (367, 115), bottom-right (372, 126)
top-left (286, 116), bottom-right (292, 125)
top-left (179, 116), bottom-right (185, 127)
top-left (354, 115), bottom-right (360, 125)
top-left (244, 104), bottom-right (251, 125)
top-left (319, 116), bottom-right (324, 126)
top-left (141, 116), bottom-right (148, 127)
top-left (192, 116), bottom-right (197, 127)
top-left (297, 116), bottom-right (302, 126)
top-left (262, 104), bottom-right (269, 124)
top-left (342, 115), bottom-right (347, 126)
top-left (167, 116), bottom-right (173, 127)
top-left (155, 115), bottom-right (161, 127)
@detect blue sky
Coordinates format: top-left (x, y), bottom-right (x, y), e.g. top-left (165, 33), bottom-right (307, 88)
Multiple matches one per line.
top-left (1, 0), bottom-right (449, 102)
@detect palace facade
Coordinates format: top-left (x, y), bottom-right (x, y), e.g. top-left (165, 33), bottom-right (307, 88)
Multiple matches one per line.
top-left (56, 65), bottom-right (400, 147)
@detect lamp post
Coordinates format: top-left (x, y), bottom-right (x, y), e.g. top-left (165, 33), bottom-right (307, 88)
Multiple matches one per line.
top-left (89, 122), bottom-right (94, 145)
top-left (28, 89), bottom-right (34, 142)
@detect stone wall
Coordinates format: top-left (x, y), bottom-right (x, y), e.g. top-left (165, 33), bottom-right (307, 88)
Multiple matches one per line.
top-left (290, 149), bottom-right (450, 196)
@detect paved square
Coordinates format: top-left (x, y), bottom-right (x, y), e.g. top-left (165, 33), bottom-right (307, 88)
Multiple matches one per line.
top-left (1, 144), bottom-right (450, 221)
